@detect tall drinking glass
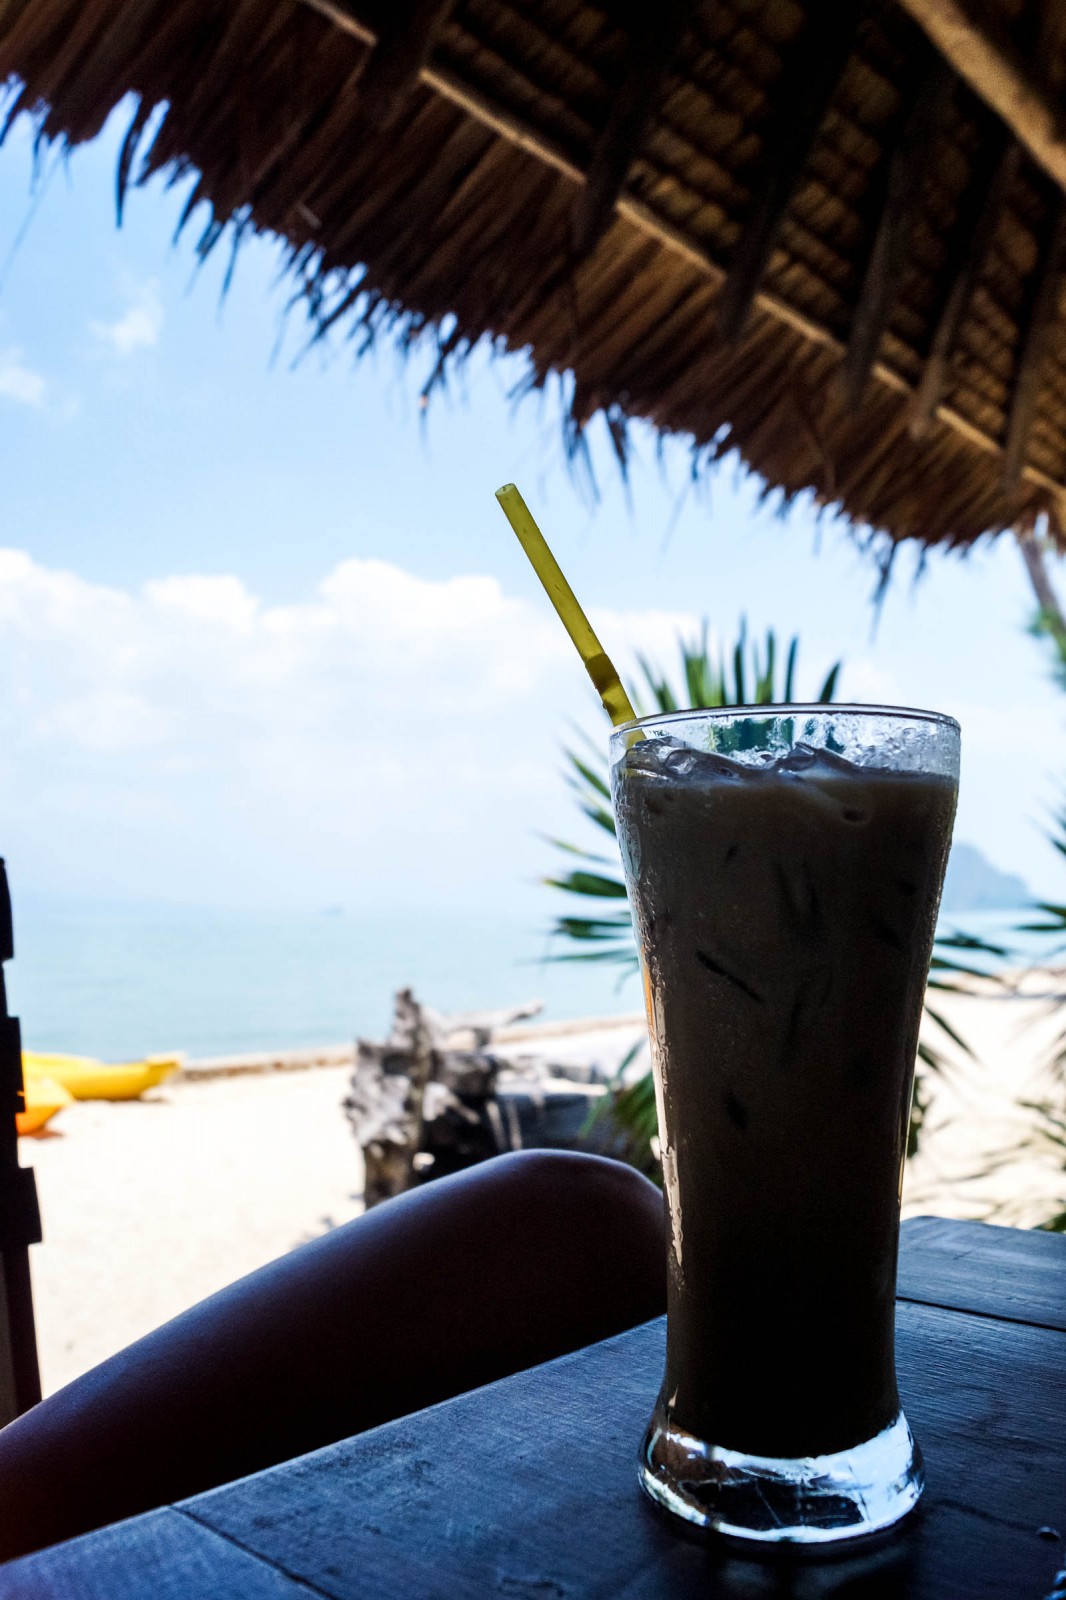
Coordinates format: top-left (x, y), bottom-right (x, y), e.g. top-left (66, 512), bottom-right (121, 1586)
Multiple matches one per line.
top-left (610, 705), bottom-right (959, 1543)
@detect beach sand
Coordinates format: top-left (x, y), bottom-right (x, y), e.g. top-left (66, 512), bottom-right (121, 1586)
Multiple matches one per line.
top-left (18, 981), bottom-right (1066, 1398)
top-left (26, 1066), bottom-right (365, 1396)
top-left (902, 974), bottom-right (1066, 1229)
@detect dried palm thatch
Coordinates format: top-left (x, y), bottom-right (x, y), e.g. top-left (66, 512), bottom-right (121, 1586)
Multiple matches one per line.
top-left (3, 0), bottom-right (1066, 549)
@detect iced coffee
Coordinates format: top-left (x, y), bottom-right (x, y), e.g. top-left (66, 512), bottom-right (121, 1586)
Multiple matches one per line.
top-left (610, 706), bottom-right (959, 1542)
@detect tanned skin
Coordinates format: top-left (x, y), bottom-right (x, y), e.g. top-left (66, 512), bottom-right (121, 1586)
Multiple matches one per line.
top-left (0, 1150), bottom-right (665, 1562)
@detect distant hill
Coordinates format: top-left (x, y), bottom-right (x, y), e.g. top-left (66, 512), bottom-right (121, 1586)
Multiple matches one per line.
top-left (940, 842), bottom-right (1032, 913)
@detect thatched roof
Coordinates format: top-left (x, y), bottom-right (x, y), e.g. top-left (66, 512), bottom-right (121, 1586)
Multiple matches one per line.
top-left (4, 0), bottom-right (1066, 549)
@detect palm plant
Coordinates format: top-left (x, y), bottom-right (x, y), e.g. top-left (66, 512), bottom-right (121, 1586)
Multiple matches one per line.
top-left (1019, 592), bottom-right (1066, 1077)
top-left (547, 621), bottom-right (992, 1178)
top-left (1016, 1099), bottom-right (1066, 1232)
top-left (940, 589), bottom-right (1066, 1230)
top-left (1015, 804), bottom-right (1066, 1078)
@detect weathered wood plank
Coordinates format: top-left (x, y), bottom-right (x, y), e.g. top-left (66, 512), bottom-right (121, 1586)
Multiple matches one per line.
top-left (899, 1214), bottom-right (1066, 1330)
top-left (840, 56), bottom-right (956, 408)
top-left (570, 0), bottom-right (699, 259)
top-left (357, 0), bottom-right (457, 131)
top-left (188, 1294), bottom-right (1066, 1599)
top-left (714, 0), bottom-right (859, 344)
top-left (896, 0), bottom-right (1066, 196)
top-left (908, 131), bottom-right (1019, 439)
top-left (0, 1507), bottom-right (310, 1599)
top-left (1003, 196), bottom-right (1066, 493)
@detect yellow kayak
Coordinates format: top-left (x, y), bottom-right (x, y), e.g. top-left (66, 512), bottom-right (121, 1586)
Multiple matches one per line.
top-left (23, 1052), bottom-right (181, 1102)
top-left (17, 1075), bottom-right (73, 1135)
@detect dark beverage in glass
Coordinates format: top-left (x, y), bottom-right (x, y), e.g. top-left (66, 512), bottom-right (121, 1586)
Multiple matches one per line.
top-left (610, 706), bottom-right (959, 1543)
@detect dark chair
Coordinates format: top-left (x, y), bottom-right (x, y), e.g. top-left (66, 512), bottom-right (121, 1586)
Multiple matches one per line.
top-left (0, 859), bottom-right (42, 1422)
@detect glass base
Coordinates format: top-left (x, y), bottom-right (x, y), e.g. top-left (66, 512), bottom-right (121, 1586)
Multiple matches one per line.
top-left (639, 1405), bottom-right (923, 1545)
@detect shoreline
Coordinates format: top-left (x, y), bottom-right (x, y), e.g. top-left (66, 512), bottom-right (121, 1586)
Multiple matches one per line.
top-left (182, 1011), bottom-right (647, 1080)
top-left (21, 978), bottom-right (1066, 1398)
top-left (174, 966), bottom-right (1066, 1078)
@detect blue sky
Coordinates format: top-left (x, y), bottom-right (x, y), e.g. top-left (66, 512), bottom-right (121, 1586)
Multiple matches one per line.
top-left (0, 102), bottom-right (1064, 916)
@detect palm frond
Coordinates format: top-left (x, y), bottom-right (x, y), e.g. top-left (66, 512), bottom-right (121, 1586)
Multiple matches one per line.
top-left (921, 1003), bottom-right (976, 1060)
top-left (584, 1069), bottom-right (660, 1181)
top-left (611, 1035), bottom-right (648, 1085)
top-left (549, 909), bottom-right (632, 935)
top-left (783, 637), bottom-right (798, 702)
top-left (549, 914), bottom-right (632, 940)
top-left (543, 870), bottom-right (628, 899)
top-left (732, 628), bottom-right (747, 706)
top-left (635, 653), bottom-right (678, 713)
top-left (562, 751), bottom-right (611, 800)
top-left (576, 800), bottom-right (617, 836)
top-left (818, 663), bottom-right (841, 703)
top-left (549, 947), bottom-right (640, 966)
top-left (539, 834), bottom-right (615, 865)
top-left (933, 930), bottom-right (1011, 956)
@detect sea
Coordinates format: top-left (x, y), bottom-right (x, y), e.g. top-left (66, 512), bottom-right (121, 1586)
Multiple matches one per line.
top-left (3, 895), bottom-right (1057, 1063)
top-left (4, 895), bottom-right (643, 1061)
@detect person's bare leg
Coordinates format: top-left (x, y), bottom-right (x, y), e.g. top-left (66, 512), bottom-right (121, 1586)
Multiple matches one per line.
top-left (0, 1150), bottom-right (665, 1562)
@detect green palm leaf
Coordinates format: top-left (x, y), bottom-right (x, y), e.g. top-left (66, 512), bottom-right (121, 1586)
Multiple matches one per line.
top-left (544, 871), bottom-right (628, 899)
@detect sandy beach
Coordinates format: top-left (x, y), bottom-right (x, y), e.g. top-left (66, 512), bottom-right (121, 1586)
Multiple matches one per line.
top-left (19, 982), bottom-right (1066, 1398)
top-left (26, 1066), bottom-right (365, 1395)
top-left (901, 973), bottom-right (1066, 1229)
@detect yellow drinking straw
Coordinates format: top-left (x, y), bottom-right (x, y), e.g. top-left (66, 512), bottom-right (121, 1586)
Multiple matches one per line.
top-left (495, 483), bottom-right (637, 728)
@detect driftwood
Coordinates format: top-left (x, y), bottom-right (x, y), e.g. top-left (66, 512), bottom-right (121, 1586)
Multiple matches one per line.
top-left (345, 990), bottom-right (614, 1207)
top-left (344, 990), bottom-right (435, 1208)
top-left (345, 990), bottom-right (541, 1207)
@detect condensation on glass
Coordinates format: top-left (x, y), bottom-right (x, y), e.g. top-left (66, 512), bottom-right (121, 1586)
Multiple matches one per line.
top-left (610, 706), bottom-right (960, 1542)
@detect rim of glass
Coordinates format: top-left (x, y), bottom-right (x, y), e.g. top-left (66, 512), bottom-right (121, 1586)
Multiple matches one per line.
top-left (610, 702), bottom-right (960, 737)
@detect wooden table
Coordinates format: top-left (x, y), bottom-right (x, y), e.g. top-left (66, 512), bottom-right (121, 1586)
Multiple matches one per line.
top-left (2, 1217), bottom-right (1064, 1599)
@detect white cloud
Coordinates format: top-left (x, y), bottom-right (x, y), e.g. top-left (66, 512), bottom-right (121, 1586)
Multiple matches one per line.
top-left (89, 280), bottom-right (163, 357)
top-left (2, 547), bottom-right (1062, 912)
top-left (0, 550), bottom-right (696, 907)
top-left (842, 657), bottom-right (901, 706)
top-left (0, 348), bottom-right (46, 407)
top-left (144, 574), bottom-right (259, 633)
